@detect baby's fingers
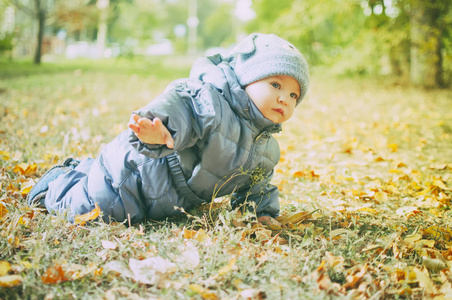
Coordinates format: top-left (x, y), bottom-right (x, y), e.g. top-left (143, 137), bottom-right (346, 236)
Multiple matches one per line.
top-left (132, 114), bottom-right (141, 124)
top-left (128, 122), bottom-right (140, 133)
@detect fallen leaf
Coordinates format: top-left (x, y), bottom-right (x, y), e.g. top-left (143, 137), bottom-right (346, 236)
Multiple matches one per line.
top-left (13, 163), bottom-right (37, 176)
top-left (413, 267), bottom-right (437, 296)
top-left (330, 228), bottom-right (357, 239)
top-left (129, 257), bottom-right (177, 284)
top-left (103, 260), bottom-right (135, 279)
top-left (422, 256), bottom-right (447, 272)
top-left (183, 228), bottom-right (208, 242)
top-left (0, 203), bottom-right (8, 220)
top-left (74, 203), bottom-right (101, 225)
top-left (276, 210), bottom-right (315, 225)
top-left (404, 233), bottom-right (422, 244)
top-left (0, 261), bottom-right (11, 276)
top-left (101, 240), bottom-right (117, 250)
top-left (41, 264), bottom-right (69, 284)
top-left (218, 257), bottom-right (236, 277)
top-left (20, 179), bottom-right (35, 197)
top-left (0, 151), bottom-right (10, 160)
top-left (178, 246), bottom-right (200, 270)
top-left (0, 275), bottom-right (23, 287)
top-left (325, 251), bottom-right (344, 271)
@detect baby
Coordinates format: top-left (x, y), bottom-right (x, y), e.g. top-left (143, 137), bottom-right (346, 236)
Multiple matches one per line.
top-left (27, 33), bottom-right (309, 226)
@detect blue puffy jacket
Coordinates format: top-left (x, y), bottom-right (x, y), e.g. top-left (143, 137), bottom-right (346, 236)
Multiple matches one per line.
top-left (45, 54), bottom-right (282, 223)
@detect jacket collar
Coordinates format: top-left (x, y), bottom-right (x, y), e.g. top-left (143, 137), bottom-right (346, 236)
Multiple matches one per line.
top-left (190, 54), bottom-right (282, 134)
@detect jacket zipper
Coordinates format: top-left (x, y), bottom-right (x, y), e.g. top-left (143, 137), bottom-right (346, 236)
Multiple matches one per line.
top-left (242, 131), bottom-right (268, 170)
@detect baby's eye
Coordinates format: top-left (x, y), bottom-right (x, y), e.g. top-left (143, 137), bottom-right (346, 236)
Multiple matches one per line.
top-left (271, 82), bottom-right (280, 89)
top-left (290, 93), bottom-right (298, 99)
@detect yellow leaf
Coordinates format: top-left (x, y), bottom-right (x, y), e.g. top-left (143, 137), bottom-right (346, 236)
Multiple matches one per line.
top-left (420, 240), bottom-right (435, 248)
top-left (404, 233), bottom-right (422, 244)
top-left (183, 228), bottom-right (208, 242)
top-left (276, 211), bottom-right (314, 225)
top-left (0, 275), bottom-right (23, 287)
top-left (432, 180), bottom-right (448, 191)
top-left (20, 261), bottom-right (33, 269)
top-left (388, 143), bottom-right (398, 152)
top-left (218, 257), bottom-right (236, 276)
top-left (375, 191), bottom-right (388, 202)
top-left (0, 261), bottom-right (11, 276)
top-left (12, 163), bottom-right (37, 176)
top-left (0, 203), bottom-right (8, 220)
top-left (20, 179), bottom-right (35, 197)
top-left (325, 251), bottom-right (344, 270)
top-left (188, 284), bottom-right (205, 294)
top-left (0, 151), bottom-right (10, 161)
top-left (74, 203), bottom-right (101, 226)
top-left (356, 207), bottom-right (379, 214)
top-left (413, 267), bottom-right (437, 295)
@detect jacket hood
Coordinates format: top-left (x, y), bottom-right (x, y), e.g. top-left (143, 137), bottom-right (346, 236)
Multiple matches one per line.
top-left (189, 54), bottom-right (282, 134)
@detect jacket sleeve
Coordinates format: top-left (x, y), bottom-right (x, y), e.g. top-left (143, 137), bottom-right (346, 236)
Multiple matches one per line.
top-left (231, 170), bottom-right (280, 218)
top-left (129, 80), bottom-right (221, 158)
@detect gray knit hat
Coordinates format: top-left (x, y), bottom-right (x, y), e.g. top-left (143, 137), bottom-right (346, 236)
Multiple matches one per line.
top-left (231, 33), bottom-right (309, 103)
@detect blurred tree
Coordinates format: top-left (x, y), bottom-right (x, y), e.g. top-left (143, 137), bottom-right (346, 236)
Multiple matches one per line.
top-left (410, 0), bottom-right (450, 88)
top-left (53, 1), bottom-right (98, 41)
top-left (201, 2), bottom-right (234, 49)
top-left (248, 0), bottom-right (364, 69)
top-left (7, 0), bottom-right (51, 64)
top-left (247, 0), bottom-right (451, 87)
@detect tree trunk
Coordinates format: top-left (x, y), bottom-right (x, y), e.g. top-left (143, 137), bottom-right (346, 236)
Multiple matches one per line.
top-left (96, 0), bottom-right (110, 59)
top-left (34, 8), bottom-right (45, 64)
top-left (410, 0), bottom-right (444, 88)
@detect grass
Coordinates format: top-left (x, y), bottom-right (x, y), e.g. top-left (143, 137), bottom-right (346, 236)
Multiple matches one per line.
top-left (1, 58), bottom-right (452, 299)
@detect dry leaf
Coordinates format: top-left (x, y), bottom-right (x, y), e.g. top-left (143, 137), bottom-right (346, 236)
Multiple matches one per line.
top-left (422, 256), bottom-right (447, 272)
top-left (325, 252), bottom-right (344, 271)
top-left (0, 275), bottom-right (23, 287)
top-left (330, 228), bottom-right (357, 239)
top-left (101, 240), bottom-right (117, 250)
top-left (103, 260), bottom-right (135, 279)
top-left (0, 261), bottom-right (11, 276)
top-left (188, 284), bottom-right (218, 299)
top-left (178, 246), bottom-right (200, 270)
top-left (129, 257), bottom-right (177, 285)
top-left (218, 257), bottom-right (236, 277)
top-left (276, 210), bottom-right (314, 225)
top-left (413, 267), bottom-right (437, 295)
top-left (13, 163), bottom-right (37, 176)
top-left (74, 203), bottom-right (101, 225)
top-left (41, 264), bottom-right (69, 284)
top-left (183, 228), bottom-right (208, 242)
top-left (404, 233), bottom-right (422, 244)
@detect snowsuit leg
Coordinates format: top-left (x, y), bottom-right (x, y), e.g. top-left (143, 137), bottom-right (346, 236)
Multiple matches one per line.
top-left (45, 158), bottom-right (96, 222)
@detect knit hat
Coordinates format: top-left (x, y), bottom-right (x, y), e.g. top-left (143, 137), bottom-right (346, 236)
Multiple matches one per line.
top-left (230, 33), bottom-right (309, 104)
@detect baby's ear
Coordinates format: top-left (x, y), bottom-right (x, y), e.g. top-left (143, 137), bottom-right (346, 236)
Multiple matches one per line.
top-left (230, 33), bottom-right (257, 56)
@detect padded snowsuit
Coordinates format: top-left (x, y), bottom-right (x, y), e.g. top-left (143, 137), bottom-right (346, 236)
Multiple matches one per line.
top-left (45, 54), bottom-right (282, 224)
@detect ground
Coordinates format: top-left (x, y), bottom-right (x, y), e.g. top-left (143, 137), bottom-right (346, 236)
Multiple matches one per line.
top-left (0, 59), bottom-right (451, 299)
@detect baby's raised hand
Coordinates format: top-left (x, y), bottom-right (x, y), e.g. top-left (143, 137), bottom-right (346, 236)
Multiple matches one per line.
top-left (128, 114), bottom-right (174, 148)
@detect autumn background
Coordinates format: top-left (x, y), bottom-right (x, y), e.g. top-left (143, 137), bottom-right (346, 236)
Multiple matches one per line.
top-left (1, 0), bottom-right (452, 299)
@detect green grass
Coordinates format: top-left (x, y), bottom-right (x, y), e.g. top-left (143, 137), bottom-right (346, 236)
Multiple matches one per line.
top-left (1, 59), bottom-right (452, 299)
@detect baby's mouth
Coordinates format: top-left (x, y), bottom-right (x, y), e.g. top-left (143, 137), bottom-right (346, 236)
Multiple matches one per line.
top-left (272, 108), bottom-right (284, 116)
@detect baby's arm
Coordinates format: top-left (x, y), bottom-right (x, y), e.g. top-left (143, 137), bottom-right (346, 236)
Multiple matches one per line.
top-left (128, 114), bottom-right (174, 148)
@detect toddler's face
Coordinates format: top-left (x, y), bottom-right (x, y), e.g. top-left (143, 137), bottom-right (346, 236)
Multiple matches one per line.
top-left (245, 75), bottom-right (300, 123)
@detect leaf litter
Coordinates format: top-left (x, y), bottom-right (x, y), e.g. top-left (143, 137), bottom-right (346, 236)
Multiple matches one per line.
top-left (1, 71), bottom-right (452, 299)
